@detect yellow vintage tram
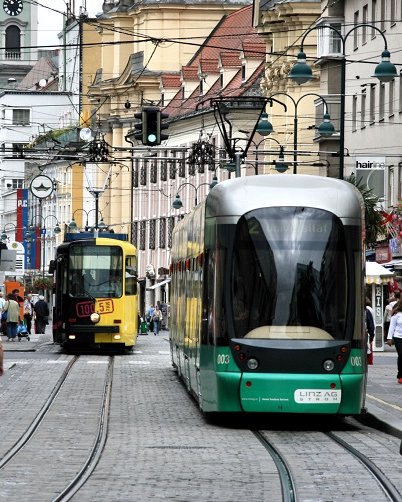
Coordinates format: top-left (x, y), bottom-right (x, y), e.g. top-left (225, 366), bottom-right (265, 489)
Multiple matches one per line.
top-left (51, 233), bottom-right (138, 352)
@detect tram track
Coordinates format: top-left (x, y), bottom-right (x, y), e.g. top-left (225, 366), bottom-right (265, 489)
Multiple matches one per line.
top-left (325, 431), bottom-right (402, 502)
top-left (253, 430), bottom-right (297, 502)
top-left (0, 355), bottom-right (114, 501)
top-left (0, 356), bottom-right (78, 470)
top-left (253, 426), bottom-right (402, 502)
top-left (53, 356), bottom-right (114, 501)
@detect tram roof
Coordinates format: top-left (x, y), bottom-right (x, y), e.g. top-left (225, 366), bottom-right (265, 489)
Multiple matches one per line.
top-left (64, 232), bottom-right (129, 242)
top-left (206, 175), bottom-right (363, 221)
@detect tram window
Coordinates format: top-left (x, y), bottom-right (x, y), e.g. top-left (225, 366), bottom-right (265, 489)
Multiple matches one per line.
top-left (68, 245), bottom-right (123, 298)
top-left (231, 208), bottom-right (348, 340)
top-left (125, 256), bottom-right (137, 295)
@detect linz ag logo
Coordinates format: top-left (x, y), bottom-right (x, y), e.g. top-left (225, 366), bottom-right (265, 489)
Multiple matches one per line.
top-left (294, 389), bottom-right (341, 404)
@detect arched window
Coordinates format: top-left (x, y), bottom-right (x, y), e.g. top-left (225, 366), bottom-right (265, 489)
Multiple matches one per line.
top-left (5, 26), bottom-right (21, 59)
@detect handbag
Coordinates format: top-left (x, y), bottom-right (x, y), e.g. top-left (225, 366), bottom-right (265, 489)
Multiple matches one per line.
top-left (1, 311), bottom-right (7, 322)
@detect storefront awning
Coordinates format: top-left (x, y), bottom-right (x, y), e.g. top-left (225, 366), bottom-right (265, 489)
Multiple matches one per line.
top-left (365, 261), bottom-right (395, 284)
top-left (147, 278), bottom-right (171, 290)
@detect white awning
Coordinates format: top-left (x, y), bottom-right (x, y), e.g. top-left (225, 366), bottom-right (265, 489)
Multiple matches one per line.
top-left (147, 278), bottom-right (171, 290)
top-left (365, 261), bottom-right (394, 285)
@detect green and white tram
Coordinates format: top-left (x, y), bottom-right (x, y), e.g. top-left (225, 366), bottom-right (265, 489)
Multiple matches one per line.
top-left (169, 175), bottom-right (367, 415)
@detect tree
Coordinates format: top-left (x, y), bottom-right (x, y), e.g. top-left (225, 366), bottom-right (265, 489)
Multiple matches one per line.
top-left (32, 277), bottom-right (53, 293)
top-left (345, 174), bottom-right (385, 247)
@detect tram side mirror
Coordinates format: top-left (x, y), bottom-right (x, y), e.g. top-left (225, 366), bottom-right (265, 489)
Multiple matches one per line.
top-left (48, 260), bottom-right (56, 275)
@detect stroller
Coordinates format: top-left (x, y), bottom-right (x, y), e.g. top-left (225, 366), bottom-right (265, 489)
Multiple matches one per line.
top-left (17, 320), bottom-right (30, 342)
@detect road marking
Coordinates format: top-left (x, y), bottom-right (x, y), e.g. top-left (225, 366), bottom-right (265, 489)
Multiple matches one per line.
top-left (128, 361), bottom-right (150, 365)
top-left (87, 361), bottom-right (109, 364)
top-left (158, 351), bottom-right (170, 355)
top-left (367, 393), bottom-right (402, 412)
top-left (133, 350), bottom-right (143, 354)
top-left (47, 360), bottom-right (70, 364)
top-left (6, 360), bottom-right (29, 365)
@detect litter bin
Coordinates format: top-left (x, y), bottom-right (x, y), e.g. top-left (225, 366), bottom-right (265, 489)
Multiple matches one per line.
top-left (140, 320), bottom-right (148, 335)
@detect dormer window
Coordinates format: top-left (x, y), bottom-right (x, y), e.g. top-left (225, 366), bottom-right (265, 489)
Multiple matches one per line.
top-left (241, 64), bottom-right (246, 81)
top-left (220, 73), bottom-right (224, 88)
top-left (199, 78), bottom-right (203, 95)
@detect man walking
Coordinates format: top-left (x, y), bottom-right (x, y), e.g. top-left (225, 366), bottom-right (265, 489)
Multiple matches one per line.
top-left (34, 295), bottom-right (49, 334)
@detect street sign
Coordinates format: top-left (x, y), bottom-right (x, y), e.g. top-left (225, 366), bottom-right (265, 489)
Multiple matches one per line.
top-left (30, 175), bottom-right (54, 199)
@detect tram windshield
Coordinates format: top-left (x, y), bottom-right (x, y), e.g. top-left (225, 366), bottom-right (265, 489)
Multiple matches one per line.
top-left (68, 245), bottom-right (123, 298)
top-left (231, 207), bottom-right (348, 340)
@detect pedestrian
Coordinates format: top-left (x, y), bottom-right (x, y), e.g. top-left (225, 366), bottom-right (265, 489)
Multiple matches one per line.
top-left (384, 292), bottom-right (400, 340)
top-left (0, 291), bottom-right (5, 311)
top-left (0, 291), bottom-right (5, 335)
top-left (4, 293), bottom-right (20, 341)
top-left (11, 288), bottom-right (24, 304)
top-left (0, 338), bottom-right (3, 376)
top-left (146, 305), bottom-right (155, 332)
top-left (153, 306), bottom-right (162, 335)
top-left (366, 304), bottom-right (375, 365)
top-left (23, 294), bottom-right (33, 335)
top-left (386, 298), bottom-right (402, 384)
top-left (34, 295), bottom-right (49, 335)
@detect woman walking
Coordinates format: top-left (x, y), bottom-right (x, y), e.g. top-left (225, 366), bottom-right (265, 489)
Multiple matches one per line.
top-left (4, 293), bottom-right (20, 341)
top-left (386, 299), bottom-right (402, 384)
top-left (152, 306), bottom-right (163, 335)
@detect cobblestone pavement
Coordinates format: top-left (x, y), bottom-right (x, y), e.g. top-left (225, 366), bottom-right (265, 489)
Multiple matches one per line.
top-left (1, 329), bottom-right (402, 501)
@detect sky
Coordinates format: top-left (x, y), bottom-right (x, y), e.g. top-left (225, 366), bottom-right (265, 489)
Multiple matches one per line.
top-left (38, 0), bottom-right (104, 47)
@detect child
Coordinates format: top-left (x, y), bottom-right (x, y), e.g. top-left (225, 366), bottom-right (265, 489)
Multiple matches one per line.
top-left (17, 320), bottom-right (29, 341)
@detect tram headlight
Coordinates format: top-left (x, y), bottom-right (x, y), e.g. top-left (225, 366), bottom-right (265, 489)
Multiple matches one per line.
top-left (323, 359), bottom-right (335, 372)
top-left (90, 312), bottom-right (100, 324)
top-left (247, 358), bottom-right (259, 370)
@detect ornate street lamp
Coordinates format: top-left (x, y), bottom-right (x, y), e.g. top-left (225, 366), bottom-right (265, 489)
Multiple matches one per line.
top-left (207, 97), bottom-right (287, 178)
top-left (172, 179), bottom-right (218, 210)
top-left (289, 24), bottom-right (397, 179)
top-left (256, 92), bottom-right (335, 174)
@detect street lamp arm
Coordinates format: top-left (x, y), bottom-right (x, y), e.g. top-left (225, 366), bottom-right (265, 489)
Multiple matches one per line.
top-left (299, 24), bottom-right (389, 52)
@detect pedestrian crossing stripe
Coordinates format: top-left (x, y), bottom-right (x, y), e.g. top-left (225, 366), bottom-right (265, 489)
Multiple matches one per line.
top-left (129, 361), bottom-right (150, 365)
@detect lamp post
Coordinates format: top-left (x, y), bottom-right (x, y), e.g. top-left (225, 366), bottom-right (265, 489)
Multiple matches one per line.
top-left (68, 208), bottom-right (107, 233)
top-left (208, 97), bottom-right (286, 178)
top-left (257, 92), bottom-right (335, 174)
top-left (172, 179), bottom-right (218, 210)
top-left (84, 129), bottom-right (113, 234)
top-left (289, 24), bottom-right (397, 179)
top-left (1, 223), bottom-right (17, 242)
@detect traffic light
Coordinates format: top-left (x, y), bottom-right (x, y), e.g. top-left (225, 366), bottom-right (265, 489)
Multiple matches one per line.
top-left (143, 107), bottom-right (159, 146)
top-left (132, 107), bottom-right (170, 146)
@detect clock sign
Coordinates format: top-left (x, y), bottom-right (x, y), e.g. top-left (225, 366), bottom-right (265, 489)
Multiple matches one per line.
top-left (3, 0), bottom-right (23, 16)
top-left (30, 175), bottom-right (54, 199)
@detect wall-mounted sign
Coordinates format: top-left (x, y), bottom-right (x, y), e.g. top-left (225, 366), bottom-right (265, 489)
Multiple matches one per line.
top-left (0, 250), bottom-right (16, 271)
top-left (30, 175), bottom-right (53, 199)
top-left (355, 156), bottom-right (386, 199)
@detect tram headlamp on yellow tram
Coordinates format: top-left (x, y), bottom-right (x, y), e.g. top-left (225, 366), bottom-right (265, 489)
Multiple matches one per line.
top-left (113, 334), bottom-right (121, 340)
top-left (90, 312), bottom-right (100, 324)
